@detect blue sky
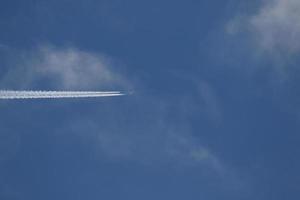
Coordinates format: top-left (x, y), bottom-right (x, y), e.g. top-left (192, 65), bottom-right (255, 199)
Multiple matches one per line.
top-left (0, 0), bottom-right (300, 199)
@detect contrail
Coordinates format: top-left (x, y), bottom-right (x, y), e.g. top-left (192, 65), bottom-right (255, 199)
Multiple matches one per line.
top-left (0, 90), bottom-right (124, 99)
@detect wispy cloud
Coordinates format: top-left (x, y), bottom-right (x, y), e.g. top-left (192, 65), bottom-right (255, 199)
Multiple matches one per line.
top-left (0, 45), bottom-right (130, 90)
top-left (67, 89), bottom-right (228, 176)
top-left (72, 115), bottom-right (224, 171)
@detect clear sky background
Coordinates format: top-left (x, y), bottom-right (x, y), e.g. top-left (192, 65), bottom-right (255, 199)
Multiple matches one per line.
top-left (0, 0), bottom-right (300, 199)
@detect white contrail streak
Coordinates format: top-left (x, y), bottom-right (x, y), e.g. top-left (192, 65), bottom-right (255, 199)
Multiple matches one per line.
top-left (0, 90), bottom-right (124, 99)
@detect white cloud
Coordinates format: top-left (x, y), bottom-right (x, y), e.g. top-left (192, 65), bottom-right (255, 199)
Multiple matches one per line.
top-left (250, 0), bottom-right (300, 53)
top-left (1, 45), bottom-right (129, 90)
top-left (228, 0), bottom-right (300, 54)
